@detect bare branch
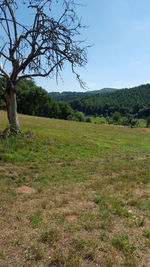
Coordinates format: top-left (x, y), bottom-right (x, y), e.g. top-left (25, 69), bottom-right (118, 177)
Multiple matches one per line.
top-left (5, 0), bottom-right (18, 43)
top-left (0, 0), bottom-right (87, 87)
top-left (0, 51), bottom-right (10, 61)
top-left (0, 7), bottom-right (12, 48)
top-left (0, 60), bottom-right (10, 79)
top-left (17, 57), bottom-right (65, 81)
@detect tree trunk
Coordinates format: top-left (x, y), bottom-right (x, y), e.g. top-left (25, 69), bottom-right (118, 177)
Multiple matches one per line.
top-left (4, 89), bottom-right (20, 133)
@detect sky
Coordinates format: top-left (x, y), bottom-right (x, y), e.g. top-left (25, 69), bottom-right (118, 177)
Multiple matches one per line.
top-left (35, 0), bottom-right (150, 92)
top-left (2, 0), bottom-right (150, 92)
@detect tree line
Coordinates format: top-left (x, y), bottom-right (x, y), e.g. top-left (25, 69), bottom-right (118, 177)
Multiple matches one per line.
top-left (50, 88), bottom-right (117, 102)
top-left (70, 84), bottom-right (150, 119)
top-left (1, 78), bottom-right (150, 126)
top-left (0, 78), bottom-right (87, 122)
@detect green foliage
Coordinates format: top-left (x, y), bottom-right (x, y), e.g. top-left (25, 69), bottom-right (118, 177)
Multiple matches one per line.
top-left (106, 113), bottom-right (140, 127)
top-left (85, 117), bottom-right (92, 123)
top-left (121, 114), bottom-right (133, 126)
top-left (16, 80), bottom-right (90, 122)
top-left (112, 111), bottom-right (121, 123)
top-left (17, 79), bottom-right (53, 117)
top-left (146, 117), bottom-right (150, 128)
top-left (1, 77), bottom-right (150, 126)
top-left (73, 112), bottom-right (85, 122)
top-left (48, 101), bottom-right (74, 120)
top-left (67, 111), bottom-right (85, 122)
top-left (0, 78), bottom-right (83, 122)
top-left (50, 88), bottom-right (117, 102)
top-left (89, 116), bottom-right (107, 124)
top-left (70, 84), bottom-right (150, 119)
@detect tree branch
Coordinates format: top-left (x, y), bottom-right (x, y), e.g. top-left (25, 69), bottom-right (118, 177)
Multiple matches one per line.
top-left (0, 6), bottom-right (12, 49)
top-left (0, 61), bottom-right (10, 79)
top-left (17, 57), bottom-right (65, 81)
top-left (5, 0), bottom-right (18, 44)
top-left (0, 0), bottom-right (87, 89)
top-left (0, 51), bottom-right (10, 61)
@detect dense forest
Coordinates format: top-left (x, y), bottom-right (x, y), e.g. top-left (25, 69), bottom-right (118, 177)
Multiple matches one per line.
top-left (0, 79), bottom-right (85, 122)
top-left (70, 84), bottom-right (150, 118)
top-left (50, 88), bottom-right (117, 102)
top-left (1, 78), bottom-right (150, 124)
top-left (50, 84), bottom-right (150, 119)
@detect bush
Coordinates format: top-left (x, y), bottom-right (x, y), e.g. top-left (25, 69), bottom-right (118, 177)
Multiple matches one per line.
top-left (112, 112), bottom-right (121, 124)
top-left (67, 111), bottom-right (85, 122)
top-left (85, 117), bottom-right (92, 123)
top-left (146, 117), bottom-right (150, 128)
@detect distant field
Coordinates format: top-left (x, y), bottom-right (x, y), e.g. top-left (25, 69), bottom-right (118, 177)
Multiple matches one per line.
top-left (0, 111), bottom-right (150, 267)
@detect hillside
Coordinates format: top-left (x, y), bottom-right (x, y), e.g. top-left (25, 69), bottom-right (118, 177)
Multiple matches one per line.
top-left (50, 88), bottom-right (117, 102)
top-left (70, 84), bottom-right (150, 117)
top-left (1, 78), bottom-right (150, 119)
top-left (50, 84), bottom-right (150, 118)
top-left (0, 111), bottom-right (150, 266)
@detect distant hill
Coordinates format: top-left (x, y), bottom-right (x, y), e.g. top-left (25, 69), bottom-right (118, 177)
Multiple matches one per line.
top-left (50, 84), bottom-right (150, 118)
top-left (98, 88), bottom-right (118, 94)
top-left (50, 88), bottom-right (117, 102)
top-left (1, 76), bottom-right (150, 119)
top-left (70, 84), bottom-right (150, 118)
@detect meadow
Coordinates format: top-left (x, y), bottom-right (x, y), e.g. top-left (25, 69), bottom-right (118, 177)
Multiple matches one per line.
top-left (0, 110), bottom-right (150, 267)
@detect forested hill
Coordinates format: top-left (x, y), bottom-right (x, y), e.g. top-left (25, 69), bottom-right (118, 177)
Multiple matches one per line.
top-left (70, 84), bottom-right (150, 118)
top-left (1, 78), bottom-right (150, 119)
top-left (50, 88), bottom-right (117, 102)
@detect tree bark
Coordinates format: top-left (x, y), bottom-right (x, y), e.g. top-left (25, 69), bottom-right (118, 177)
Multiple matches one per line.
top-left (4, 89), bottom-right (20, 133)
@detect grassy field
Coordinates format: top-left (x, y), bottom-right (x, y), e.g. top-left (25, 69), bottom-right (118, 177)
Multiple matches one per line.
top-left (0, 110), bottom-right (150, 267)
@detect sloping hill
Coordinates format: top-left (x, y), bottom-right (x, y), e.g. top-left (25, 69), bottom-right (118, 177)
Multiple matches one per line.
top-left (70, 84), bottom-right (150, 117)
top-left (50, 88), bottom-right (117, 102)
top-left (0, 111), bottom-right (150, 266)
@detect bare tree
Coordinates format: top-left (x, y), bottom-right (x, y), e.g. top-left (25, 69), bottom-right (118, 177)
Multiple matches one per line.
top-left (0, 0), bottom-right (87, 133)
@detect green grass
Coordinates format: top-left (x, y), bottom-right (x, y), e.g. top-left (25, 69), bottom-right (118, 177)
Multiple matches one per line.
top-left (30, 210), bottom-right (42, 228)
top-left (112, 233), bottom-right (136, 266)
top-left (112, 233), bottom-right (135, 256)
top-left (87, 115), bottom-right (107, 124)
top-left (0, 110), bottom-right (150, 266)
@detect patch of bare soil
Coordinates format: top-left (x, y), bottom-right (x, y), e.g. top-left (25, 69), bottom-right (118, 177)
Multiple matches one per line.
top-left (16, 185), bottom-right (36, 194)
top-left (133, 155), bottom-right (149, 161)
top-left (66, 215), bottom-right (78, 222)
top-left (133, 185), bottom-right (150, 198)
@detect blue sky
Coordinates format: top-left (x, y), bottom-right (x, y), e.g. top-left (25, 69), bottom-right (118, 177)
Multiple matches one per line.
top-left (20, 1), bottom-right (150, 91)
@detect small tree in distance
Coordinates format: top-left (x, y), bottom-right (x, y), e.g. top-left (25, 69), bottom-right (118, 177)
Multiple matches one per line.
top-left (0, 0), bottom-right (87, 133)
